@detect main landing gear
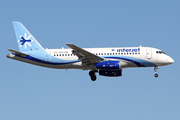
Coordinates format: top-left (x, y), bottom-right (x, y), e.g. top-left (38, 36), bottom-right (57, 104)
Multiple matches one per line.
top-left (154, 66), bottom-right (159, 78)
top-left (89, 71), bottom-right (97, 81)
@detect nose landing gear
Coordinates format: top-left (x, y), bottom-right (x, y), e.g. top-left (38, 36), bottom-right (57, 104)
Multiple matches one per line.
top-left (89, 70), bottom-right (97, 81)
top-left (154, 73), bottom-right (158, 78)
top-left (154, 66), bottom-right (159, 78)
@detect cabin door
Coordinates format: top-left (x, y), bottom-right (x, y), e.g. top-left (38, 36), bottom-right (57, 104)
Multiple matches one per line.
top-left (146, 49), bottom-right (152, 59)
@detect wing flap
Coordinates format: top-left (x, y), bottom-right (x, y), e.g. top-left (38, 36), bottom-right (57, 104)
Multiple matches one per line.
top-left (66, 44), bottom-right (104, 64)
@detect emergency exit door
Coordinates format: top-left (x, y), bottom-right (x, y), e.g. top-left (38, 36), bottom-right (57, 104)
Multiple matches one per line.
top-left (45, 51), bottom-right (51, 61)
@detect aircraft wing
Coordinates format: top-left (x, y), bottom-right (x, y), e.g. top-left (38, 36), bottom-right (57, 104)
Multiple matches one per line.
top-left (8, 49), bottom-right (29, 57)
top-left (66, 44), bottom-right (104, 65)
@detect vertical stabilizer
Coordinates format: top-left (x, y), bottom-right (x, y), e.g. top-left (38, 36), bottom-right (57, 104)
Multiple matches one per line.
top-left (12, 21), bottom-right (44, 52)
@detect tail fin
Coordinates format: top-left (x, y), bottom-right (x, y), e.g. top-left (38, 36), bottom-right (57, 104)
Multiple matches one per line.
top-left (12, 21), bottom-right (44, 52)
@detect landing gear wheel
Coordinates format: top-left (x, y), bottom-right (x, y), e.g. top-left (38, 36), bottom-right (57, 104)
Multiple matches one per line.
top-left (91, 75), bottom-right (97, 81)
top-left (89, 70), bottom-right (97, 81)
top-left (154, 73), bottom-right (158, 78)
top-left (89, 71), bottom-right (95, 76)
top-left (154, 66), bottom-right (159, 78)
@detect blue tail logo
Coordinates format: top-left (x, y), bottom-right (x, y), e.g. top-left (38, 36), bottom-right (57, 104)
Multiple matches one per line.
top-left (13, 21), bottom-right (44, 52)
top-left (18, 33), bottom-right (33, 49)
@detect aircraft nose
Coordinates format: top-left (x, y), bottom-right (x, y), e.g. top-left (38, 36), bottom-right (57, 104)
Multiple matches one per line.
top-left (168, 57), bottom-right (174, 64)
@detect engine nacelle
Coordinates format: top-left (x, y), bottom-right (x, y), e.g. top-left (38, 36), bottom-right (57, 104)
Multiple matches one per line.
top-left (96, 61), bottom-right (120, 70)
top-left (99, 69), bottom-right (122, 77)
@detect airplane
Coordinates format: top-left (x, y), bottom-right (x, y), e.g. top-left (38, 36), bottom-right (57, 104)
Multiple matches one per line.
top-left (7, 21), bottom-right (174, 81)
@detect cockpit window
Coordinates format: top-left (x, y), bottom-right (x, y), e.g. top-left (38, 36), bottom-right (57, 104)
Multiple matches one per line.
top-left (156, 51), bottom-right (166, 54)
top-left (162, 51), bottom-right (166, 54)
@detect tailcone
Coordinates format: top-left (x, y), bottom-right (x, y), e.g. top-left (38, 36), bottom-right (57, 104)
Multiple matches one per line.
top-left (6, 53), bottom-right (15, 58)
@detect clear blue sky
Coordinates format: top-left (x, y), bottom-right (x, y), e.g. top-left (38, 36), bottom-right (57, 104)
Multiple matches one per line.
top-left (1, 0), bottom-right (180, 120)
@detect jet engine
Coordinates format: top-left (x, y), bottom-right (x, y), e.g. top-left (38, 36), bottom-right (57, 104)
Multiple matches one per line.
top-left (99, 69), bottom-right (122, 77)
top-left (96, 61), bottom-right (120, 70)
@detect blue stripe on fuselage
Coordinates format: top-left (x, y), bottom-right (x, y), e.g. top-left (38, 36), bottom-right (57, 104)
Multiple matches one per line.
top-left (12, 52), bottom-right (156, 67)
top-left (104, 56), bottom-right (157, 67)
top-left (12, 53), bottom-right (80, 65)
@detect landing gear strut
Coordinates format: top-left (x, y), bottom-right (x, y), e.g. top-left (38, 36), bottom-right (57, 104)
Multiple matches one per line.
top-left (89, 71), bottom-right (97, 81)
top-left (154, 66), bottom-right (159, 78)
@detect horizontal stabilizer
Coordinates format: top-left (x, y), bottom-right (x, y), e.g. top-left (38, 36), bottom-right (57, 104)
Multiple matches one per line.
top-left (8, 49), bottom-right (29, 57)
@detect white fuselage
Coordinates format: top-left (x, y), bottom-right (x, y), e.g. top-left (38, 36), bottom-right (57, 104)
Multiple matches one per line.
top-left (7, 46), bottom-right (173, 70)
top-left (8, 21), bottom-right (174, 80)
